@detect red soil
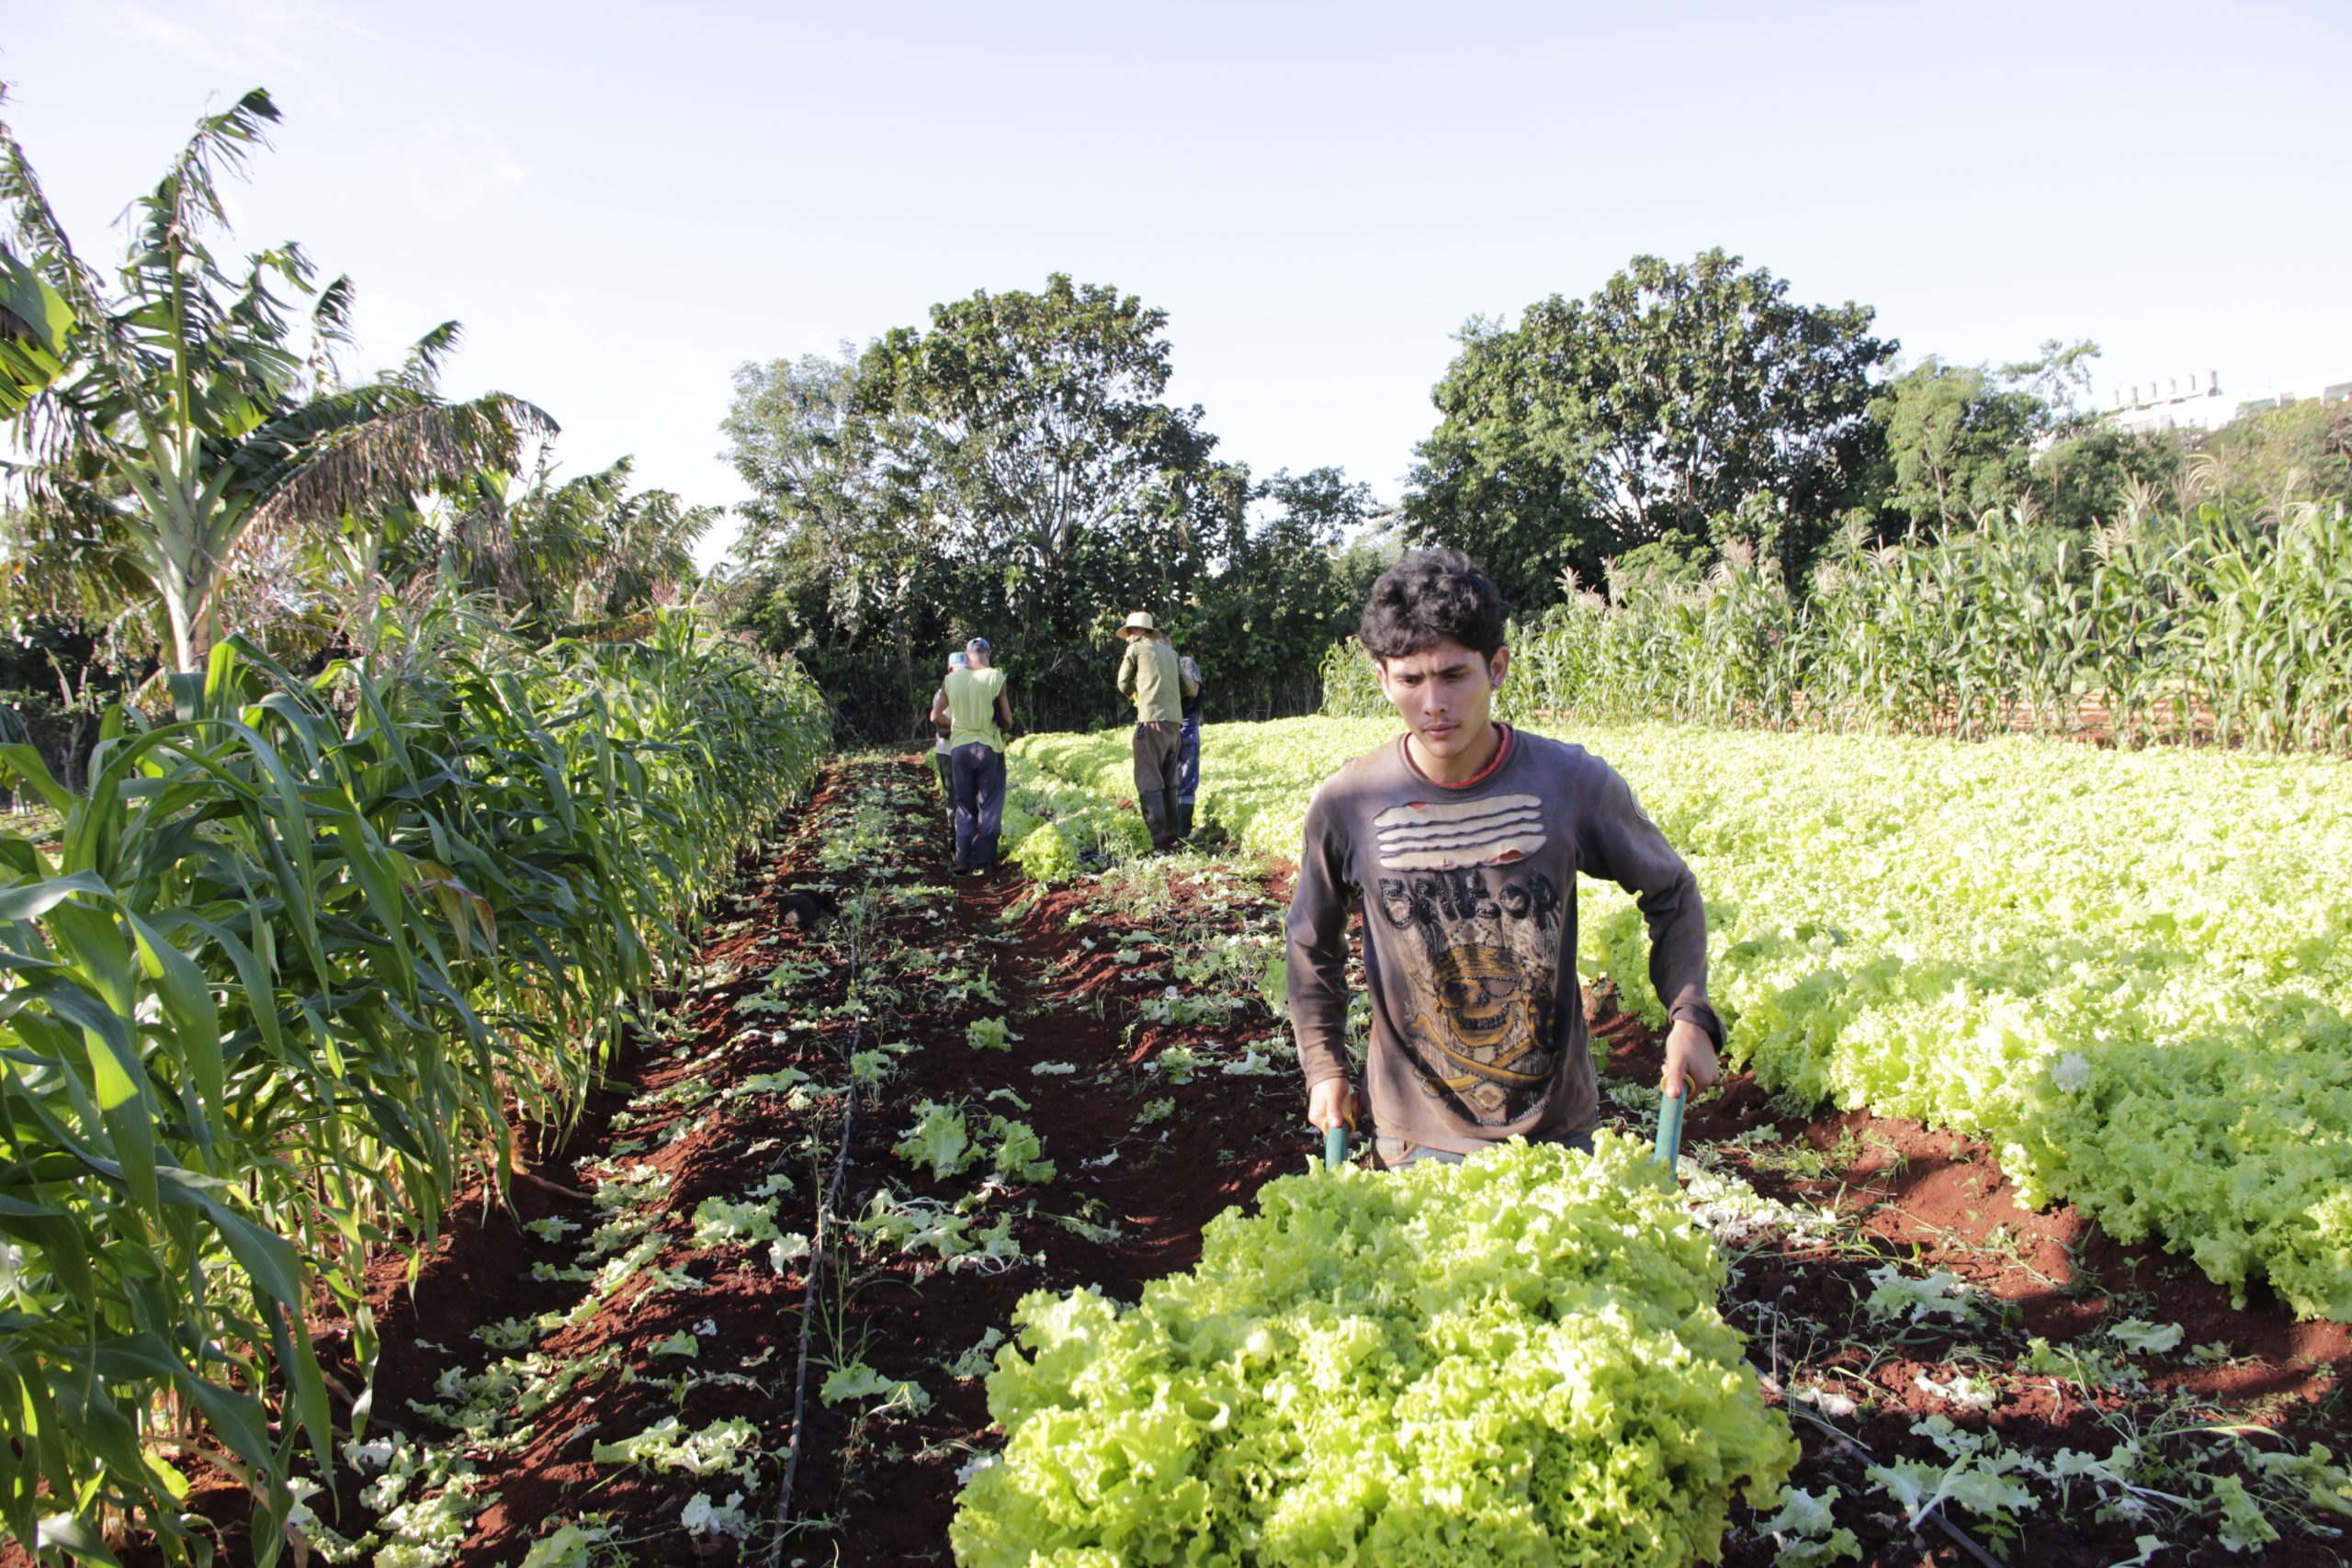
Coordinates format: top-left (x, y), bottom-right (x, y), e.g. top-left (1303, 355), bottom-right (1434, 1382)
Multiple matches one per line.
top-left (34, 755), bottom-right (2349, 1568)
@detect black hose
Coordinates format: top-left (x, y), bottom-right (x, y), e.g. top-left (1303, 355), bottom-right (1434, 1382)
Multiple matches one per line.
top-left (765, 879), bottom-right (870, 1562)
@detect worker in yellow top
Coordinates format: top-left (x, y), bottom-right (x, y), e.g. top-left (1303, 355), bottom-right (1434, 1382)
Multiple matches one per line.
top-left (927, 649), bottom-right (968, 812)
top-left (1114, 611), bottom-right (1199, 852)
top-left (930, 637), bottom-right (1014, 873)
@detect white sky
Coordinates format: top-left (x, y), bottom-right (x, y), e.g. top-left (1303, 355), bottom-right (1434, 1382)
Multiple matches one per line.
top-left (6, 1), bottom-right (2347, 566)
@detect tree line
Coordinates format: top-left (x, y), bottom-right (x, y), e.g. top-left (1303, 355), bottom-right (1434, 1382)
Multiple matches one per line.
top-left (8, 83), bottom-right (2346, 759)
top-left (715, 276), bottom-right (1392, 742)
top-left (720, 253), bottom-right (2347, 744)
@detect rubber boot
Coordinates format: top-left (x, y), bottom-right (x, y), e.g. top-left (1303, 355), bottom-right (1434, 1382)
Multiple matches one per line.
top-left (1140, 790), bottom-right (1173, 852)
top-left (1176, 801), bottom-right (1194, 840)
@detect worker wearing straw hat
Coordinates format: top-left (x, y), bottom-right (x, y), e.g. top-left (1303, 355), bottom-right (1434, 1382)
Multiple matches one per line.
top-left (1114, 611), bottom-right (1197, 852)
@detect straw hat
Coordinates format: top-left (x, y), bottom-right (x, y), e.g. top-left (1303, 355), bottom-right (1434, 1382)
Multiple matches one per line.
top-left (1119, 611), bottom-right (1159, 637)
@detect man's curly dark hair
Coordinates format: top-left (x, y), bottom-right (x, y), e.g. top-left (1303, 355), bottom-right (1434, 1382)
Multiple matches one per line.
top-left (1358, 548), bottom-right (1510, 662)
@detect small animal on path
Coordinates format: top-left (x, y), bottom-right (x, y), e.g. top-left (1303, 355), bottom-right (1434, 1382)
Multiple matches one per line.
top-left (775, 886), bottom-right (837, 930)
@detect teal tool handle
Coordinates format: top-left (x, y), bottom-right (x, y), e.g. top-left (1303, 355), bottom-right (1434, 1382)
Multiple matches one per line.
top-left (1654, 1084), bottom-right (1685, 1167)
top-left (1324, 1122), bottom-right (1351, 1170)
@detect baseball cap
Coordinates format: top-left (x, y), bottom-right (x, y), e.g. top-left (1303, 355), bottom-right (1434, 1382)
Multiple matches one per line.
top-left (966, 637), bottom-right (991, 653)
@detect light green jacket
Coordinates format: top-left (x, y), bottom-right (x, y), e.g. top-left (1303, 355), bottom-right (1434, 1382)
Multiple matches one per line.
top-left (1117, 638), bottom-right (1192, 724)
top-left (945, 667), bottom-right (1008, 752)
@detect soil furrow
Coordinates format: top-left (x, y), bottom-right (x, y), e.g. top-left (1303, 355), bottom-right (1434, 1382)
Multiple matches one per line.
top-left (87, 751), bottom-right (2352, 1568)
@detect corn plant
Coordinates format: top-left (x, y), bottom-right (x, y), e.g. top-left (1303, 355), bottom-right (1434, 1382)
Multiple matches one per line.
top-left (1322, 501), bottom-right (2352, 755)
top-left (0, 608), bottom-right (826, 1565)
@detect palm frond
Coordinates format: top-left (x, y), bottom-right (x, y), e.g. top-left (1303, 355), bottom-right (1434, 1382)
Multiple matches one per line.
top-left (243, 389), bottom-right (557, 534)
top-left (0, 87), bottom-right (116, 333)
top-left (401, 320), bottom-right (465, 391)
top-left (306, 272), bottom-right (357, 389)
top-left (131, 88), bottom-right (280, 264)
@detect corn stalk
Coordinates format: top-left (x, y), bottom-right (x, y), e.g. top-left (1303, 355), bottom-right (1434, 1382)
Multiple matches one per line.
top-left (0, 607), bottom-right (827, 1564)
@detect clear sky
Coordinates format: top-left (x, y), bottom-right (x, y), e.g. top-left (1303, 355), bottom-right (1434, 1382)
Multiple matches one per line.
top-left (6, 2), bottom-right (2346, 564)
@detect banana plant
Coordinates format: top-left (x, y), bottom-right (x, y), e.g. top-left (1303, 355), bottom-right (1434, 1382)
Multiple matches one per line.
top-left (0, 85), bottom-right (549, 673)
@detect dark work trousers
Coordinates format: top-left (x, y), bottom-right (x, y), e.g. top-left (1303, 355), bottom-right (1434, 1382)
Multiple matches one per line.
top-left (1176, 712), bottom-right (1201, 807)
top-left (1132, 720), bottom-right (1183, 848)
top-left (951, 742), bottom-right (1006, 870)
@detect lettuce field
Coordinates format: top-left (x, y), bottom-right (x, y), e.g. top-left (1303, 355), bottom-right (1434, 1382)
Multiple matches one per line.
top-left (5, 719), bottom-right (2350, 1567)
top-left (1021, 717), bottom-right (2352, 1318)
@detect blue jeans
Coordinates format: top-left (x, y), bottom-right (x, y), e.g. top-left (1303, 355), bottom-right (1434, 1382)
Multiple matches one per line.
top-left (1176, 714), bottom-right (1201, 806)
top-left (950, 743), bottom-right (1005, 869)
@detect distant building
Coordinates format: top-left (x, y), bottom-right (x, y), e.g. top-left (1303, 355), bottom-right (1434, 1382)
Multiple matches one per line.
top-left (2106, 370), bottom-right (2223, 434)
top-left (2102, 372), bottom-right (2350, 435)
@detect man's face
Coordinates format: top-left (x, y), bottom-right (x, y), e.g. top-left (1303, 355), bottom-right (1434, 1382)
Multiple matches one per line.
top-left (1375, 638), bottom-right (1509, 761)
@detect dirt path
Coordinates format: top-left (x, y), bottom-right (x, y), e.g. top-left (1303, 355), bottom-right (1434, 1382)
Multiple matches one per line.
top-left (254, 754), bottom-right (1303, 1567)
top-left (102, 752), bottom-right (2352, 1568)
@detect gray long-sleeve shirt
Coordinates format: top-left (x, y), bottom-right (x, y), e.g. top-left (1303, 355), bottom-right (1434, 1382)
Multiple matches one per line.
top-left (1284, 727), bottom-right (1723, 1153)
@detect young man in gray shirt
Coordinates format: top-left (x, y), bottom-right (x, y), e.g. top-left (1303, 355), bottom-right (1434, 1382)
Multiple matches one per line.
top-left (1286, 548), bottom-right (1724, 1168)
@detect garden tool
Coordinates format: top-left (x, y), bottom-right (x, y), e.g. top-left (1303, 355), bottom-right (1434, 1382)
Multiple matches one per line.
top-left (1317, 1077), bottom-right (1686, 1170)
top-left (1653, 1078), bottom-right (1685, 1167)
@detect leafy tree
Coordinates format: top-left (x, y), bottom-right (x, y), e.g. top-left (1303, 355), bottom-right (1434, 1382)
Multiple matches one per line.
top-left (1871, 341), bottom-right (2185, 536)
top-left (726, 277), bottom-right (1227, 738)
top-left (2030, 422), bottom-right (2183, 533)
top-left (0, 86), bottom-right (546, 671)
top-left (718, 344), bottom-right (954, 731)
top-left (1408, 250), bottom-right (1894, 609)
top-left (1871, 358), bottom-right (2043, 528)
top-left (2190, 397), bottom-right (2352, 514)
top-left (721, 277), bottom-right (1387, 740)
top-left (1177, 466), bottom-right (1375, 717)
top-left (720, 345), bottom-right (915, 599)
top-left (857, 275), bottom-right (1216, 633)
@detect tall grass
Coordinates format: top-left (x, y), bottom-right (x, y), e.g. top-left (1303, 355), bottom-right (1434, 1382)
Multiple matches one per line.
top-left (1323, 500), bottom-right (2352, 753)
top-left (0, 607), bottom-right (827, 1565)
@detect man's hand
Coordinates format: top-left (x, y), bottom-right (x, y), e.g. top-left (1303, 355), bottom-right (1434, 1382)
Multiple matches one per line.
top-left (1662, 1018), bottom-right (1720, 1100)
top-left (1306, 1077), bottom-right (1357, 1134)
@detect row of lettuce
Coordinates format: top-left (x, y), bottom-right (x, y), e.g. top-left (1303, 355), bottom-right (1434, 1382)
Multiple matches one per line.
top-left (1010, 717), bottom-right (2352, 1322)
top-left (0, 610), bottom-right (829, 1565)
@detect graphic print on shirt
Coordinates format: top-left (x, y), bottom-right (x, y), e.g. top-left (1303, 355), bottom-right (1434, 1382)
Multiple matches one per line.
top-left (1371, 794), bottom-right (1563, 1125)
top-left (1373, 793), bottom-right (1545, 870)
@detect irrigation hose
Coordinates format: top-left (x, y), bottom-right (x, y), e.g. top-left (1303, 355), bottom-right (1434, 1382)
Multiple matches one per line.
top-left (766, 879), bottom-right (870, 1562)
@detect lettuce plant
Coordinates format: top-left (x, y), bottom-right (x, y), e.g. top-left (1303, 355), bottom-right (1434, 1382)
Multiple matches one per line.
top-left (951, 1134), bottom-right (1794, 1565)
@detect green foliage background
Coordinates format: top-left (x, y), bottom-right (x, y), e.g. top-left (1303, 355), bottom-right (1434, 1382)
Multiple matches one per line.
top-left (718, 277), bottom-right (1396, 744)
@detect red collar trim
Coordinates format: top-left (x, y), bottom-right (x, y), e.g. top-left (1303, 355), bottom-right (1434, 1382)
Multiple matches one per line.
top-left (1400, 724), bottom-right (1513, 789)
